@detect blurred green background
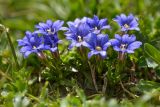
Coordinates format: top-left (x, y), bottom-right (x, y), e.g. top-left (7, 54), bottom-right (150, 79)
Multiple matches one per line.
top-left (0, 0), bottom-right (160, 33)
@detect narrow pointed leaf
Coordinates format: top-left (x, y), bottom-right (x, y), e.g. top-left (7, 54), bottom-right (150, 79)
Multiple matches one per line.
top-left (144, 43), bottom-right (160, 65)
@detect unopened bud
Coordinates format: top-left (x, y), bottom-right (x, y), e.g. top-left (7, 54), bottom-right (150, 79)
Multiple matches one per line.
top-left (37, 52), bottom-right (46, 60)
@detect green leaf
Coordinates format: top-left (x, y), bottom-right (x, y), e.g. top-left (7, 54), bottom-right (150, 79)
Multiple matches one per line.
top-left (137, 80), bottom-right (160, 92)
top-left (144, 43), bottom-right (160, 65)
top-left (145, 58), bottom-right (158, 68)
top-left (39, 81), bottom-right (49, 100)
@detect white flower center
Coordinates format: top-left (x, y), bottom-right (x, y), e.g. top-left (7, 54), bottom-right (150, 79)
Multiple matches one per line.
top-left (124, 24), bottom-right (130, 28)
top-left (94, 27), bottom-right (98, 30)
top-left (96, 46), bottom-right (102, 51)
top-left (120, 44), bottom-right (127, 50)
top-left (47, 28), bottom-right (55, 34)
top-left (33, 46), bottom-right (37, 49)
top-left (77, 36), bottom-right (82, 42)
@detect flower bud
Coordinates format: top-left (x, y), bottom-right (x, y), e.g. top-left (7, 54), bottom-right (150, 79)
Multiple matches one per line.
top-left (37, 52), bottom-right (46, 60)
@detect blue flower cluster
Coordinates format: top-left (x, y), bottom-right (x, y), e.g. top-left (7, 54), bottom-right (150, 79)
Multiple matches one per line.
top-left (18, 14), bottom-right (142, 59)
top-left (64, 15), bottom-right (111, 58)
top-left (110, 14), bottom-right (141, 59)
top-left (18, 20), bottom-right (64, 58)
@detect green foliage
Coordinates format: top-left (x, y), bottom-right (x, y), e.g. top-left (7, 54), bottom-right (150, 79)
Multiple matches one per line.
top-left (144, 43), bottom-right (160, 65)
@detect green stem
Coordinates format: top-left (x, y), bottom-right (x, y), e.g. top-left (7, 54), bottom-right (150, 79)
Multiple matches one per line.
top-left (0, 69), bottom-right (12, 81)
top-left (87, 93), bottom-right (103, 99)
top-left (117, 54), bottom-right (138, 98)
top-left (102, 73), bottom-right (107, 94)
top-left (88, 61), bottom-right (98, 92)
top-left (51, 52), bottom-right (63, 79)
top-left (120, 80), bottom-right (138, 98)
top-left (26, 93), bottom-right (40, 102)
top-left (38, 52), bottom-right (55, 69)
top-left (5, 31), bottom-right (19, 69)
top-left (117, 52), bottom-right (126, 75)
top-left (117, 60), bottom-right (123, 76)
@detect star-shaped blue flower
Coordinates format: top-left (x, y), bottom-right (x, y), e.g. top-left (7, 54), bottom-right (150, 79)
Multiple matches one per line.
top-left (17, 31), bottom-right (44, 58)
top-left (65, 19), bottom-right (90, 49)
top-left (113, 14), bottom-right (139, 31)
top-left (84, 33), bottom-right (110, 59)
top-left (110, 34), bottom-right (142, 53)
top-left (43, 35), bottom-right (62, 53)
top-left (87, 15), bottom-right (111, 34)
top-left (34, 19), bottom-right (63, 53)
top-left (35, 19), bottom-right (64, 36)
top-left (67, 17), bottom-right (87, 28)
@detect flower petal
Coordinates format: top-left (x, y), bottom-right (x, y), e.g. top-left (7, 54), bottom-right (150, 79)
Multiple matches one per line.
top-left (85, 33), bottom-right (97, 49)
top-left (122, 34), bottom-right (129, 43)
top-left (115, 34), bottom-right (122, 41)
top-left (46, 20), bottom-right (52, 26)
top-left (127, 41), bottom-right (142, 50)
top-left (20, 46), bottom-right (31, 53)
top-left (127, 35), bottom-right (136, 43)
top-left (109, 39), bottom-right (120, 46)
top-left (87, 18), bottom-right (95, 27)
top-left (24, 51), bottom-right (32, 58)
top-left (68, 42), bottom-right (76, 50)
top-left (99, 51), bottom-right (107, 58)
top-left (101, 25), bottom-right (111, 30)
top-left (82, 41), bottom-right (93, 50)
top-left (88, 50), bottom-right (98, 59)
top-left (53, 20), bottom-right (64, 31)
top-left (113, 46), bottom-right (121, 51)
top-left (103, 42), bottom-right (111, 50)
top-left (98, 19), bottom-right (107, 27)
top-left (126, 49), bottom-right (134, 53)
top-left (50, 47), bottom-right (58, 52)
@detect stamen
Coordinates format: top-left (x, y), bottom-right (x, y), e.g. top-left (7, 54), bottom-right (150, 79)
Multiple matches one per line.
top-left (77, 36), bottom-right (82, 42)
top-left (124, 24), bottom-right (130, 28)
top-left (96, 46), bottom-right (102, 51)
top-left (33, 46), bottom-right (37, 49)
top-left (95, 27), bottom-right (98, 30)
top-left (47, 28), bottom-right (55, 34)
top-left (120, 44), bottom-right (127, 50)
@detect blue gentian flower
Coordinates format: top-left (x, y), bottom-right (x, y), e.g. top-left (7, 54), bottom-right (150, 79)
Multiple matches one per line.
top-left (67, 17), bottom-right (87, 28)
top-left (35, 19), bottom-right (64, 36)
top-left (110, 34), bottom-right (142, 53)
top-left (17, 31), bottom-right (44, 58)
top-left (43, 35), bottom-right (62, 52)
top-left (113, 14), bottom-right (139, 31)
top-left (87, 15), bottom-right (111, 34)
top-left (84, 33), bottom-right (110, 59)
top-left (65, 20), bottom-right (90, 49)
top-left (34, 19), bottom-right (64, 53)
